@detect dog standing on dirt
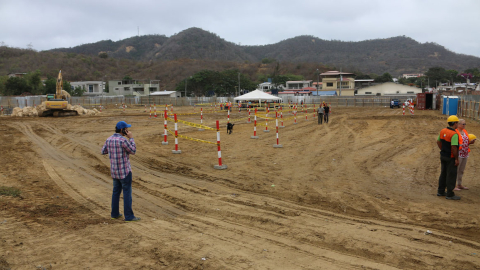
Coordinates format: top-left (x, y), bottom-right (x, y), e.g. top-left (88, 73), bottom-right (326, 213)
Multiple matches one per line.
top-left (227, 123), bottom-right (235, 134)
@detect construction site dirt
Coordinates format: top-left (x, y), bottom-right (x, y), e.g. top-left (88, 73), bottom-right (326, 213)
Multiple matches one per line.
top-left (1, 106), bottom-right (479, 269)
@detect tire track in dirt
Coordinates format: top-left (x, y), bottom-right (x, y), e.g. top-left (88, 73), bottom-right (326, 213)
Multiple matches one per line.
top-left (12, 122), bottom-right (185, 220)
top-left (11, 114), bottom-right (480, 269)
top-left (10, 123), bottom-right (408, 269)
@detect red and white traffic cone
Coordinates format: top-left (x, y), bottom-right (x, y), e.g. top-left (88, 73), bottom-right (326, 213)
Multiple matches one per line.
top-left (214, 120), bottom-right (228, 169)
top-left (154, 104), bottom-right (157, 118)
top-left (227, 109), bottom-right (230, 124)
top-left (280, 109), bottom-right (285, 128)
top-left (403, 105), bottom-right (405, 115)
top-left (149, 105), bottom-right (152, 118)
top-left (313, 104), bottom-right (316, 119)
top-left (199, 108), bottom-right (204, 131)
top-left (172, 114), bottom-right (181, 153)
top-left (264, 112), bottom-right (269, 132)
top-left (274, 112), bottom-right (283, 148)
top-left (305, 104), bottom-right (308, 121)
top-left (162, 110), bottom-right (168, 145)
top-left (251, 108), bottom-right (259, 139)
top-left (294, 106), bottom-right (298, 125)
top-left (247, 108), bottom-right (251, 123)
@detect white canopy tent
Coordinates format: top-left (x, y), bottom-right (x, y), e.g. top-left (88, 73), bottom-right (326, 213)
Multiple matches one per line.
top-left (233, 90), bottom-right (282, 102)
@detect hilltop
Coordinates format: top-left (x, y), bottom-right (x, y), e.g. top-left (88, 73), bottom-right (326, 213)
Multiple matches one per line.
top-left (48, 27), bottom-right (480, 75)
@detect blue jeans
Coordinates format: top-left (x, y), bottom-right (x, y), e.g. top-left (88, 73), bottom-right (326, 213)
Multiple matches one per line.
top-left (111, 171), bottom-right (135, 220)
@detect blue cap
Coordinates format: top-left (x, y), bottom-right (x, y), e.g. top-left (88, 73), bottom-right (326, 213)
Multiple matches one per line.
top-left (116, 121), bottom-right (131, 129)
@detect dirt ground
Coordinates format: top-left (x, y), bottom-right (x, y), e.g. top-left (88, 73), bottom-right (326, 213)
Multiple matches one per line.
top-left (1, 105), bottom-right (480, 270)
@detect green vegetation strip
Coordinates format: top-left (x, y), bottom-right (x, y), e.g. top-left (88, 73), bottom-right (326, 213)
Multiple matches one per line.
top-left (0, 186), bottom-right (21, 197)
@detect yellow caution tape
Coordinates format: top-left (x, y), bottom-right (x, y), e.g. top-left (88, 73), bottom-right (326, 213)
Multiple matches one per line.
top-left (166, 129), bottom-right (217, 145)
top-left (256, 116), bottom-right (277, 120)
top-left (166, 117), bottom-right (216, 131)
top-left (167, 112), bottom-right (200, 116)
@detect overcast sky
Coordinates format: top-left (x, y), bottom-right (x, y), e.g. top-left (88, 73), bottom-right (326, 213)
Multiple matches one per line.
top-left (1, 0), bottom-right (480, 57)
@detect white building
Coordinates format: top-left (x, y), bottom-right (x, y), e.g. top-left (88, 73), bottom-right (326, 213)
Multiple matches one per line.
top-left (356, 82), bottom-right (422, 96)
top-left (285, 80), bottom-right (313, 89)
top-left (149, 90), bottom-right (180, 98)
top-left (70, 81), bottom-right (105, 96)
top-left (108, 79), bottom-right (160, 96)
top-left (402, 73), bottom-right (424, 79)
top-left (257, 82), bottom-right (285, 92)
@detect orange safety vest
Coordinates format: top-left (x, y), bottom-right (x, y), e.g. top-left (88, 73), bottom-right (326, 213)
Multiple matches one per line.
top-left (457, 129), bottom-right (470, 153)
top-left (440, 127), bottom-right (459, 158)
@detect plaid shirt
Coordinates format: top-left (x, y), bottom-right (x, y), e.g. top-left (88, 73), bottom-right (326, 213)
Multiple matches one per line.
top-left (101, 133), bottom-right (136, 179)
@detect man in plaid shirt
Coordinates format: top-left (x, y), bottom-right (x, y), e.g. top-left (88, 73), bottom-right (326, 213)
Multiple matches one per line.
top-left (101, 121), bottom-right (140, 222)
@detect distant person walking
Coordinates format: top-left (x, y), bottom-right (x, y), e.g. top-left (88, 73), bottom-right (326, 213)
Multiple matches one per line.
top-left (101, 121), bottom-right (141, 221)
top-left (455, 119), bottom-right (475, 191)
top-left (390, 100), bottom-right (394, 109)
top-left (324, 104), bottom-right (330, 123)
top-left (317, 105), bottom-right (324, 124)
top-left (436, 115), bottom-right (460, 200)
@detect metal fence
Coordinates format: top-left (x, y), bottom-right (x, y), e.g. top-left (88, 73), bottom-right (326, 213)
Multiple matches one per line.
top-left (0, 95), bottom-right (419, 114)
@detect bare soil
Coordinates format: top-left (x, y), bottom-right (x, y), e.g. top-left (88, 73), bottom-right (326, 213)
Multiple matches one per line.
top-left (1, 105), bottom-right (480, 269)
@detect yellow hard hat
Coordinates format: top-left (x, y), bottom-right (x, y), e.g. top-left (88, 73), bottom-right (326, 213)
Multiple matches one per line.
top-left (468, 134), bottom-right (476, 142)
top-left (447, 115), bottom-right (459, 123)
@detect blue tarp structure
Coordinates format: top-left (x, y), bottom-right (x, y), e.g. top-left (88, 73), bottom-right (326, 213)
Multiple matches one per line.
top-left (311, 91), bottom-right (337, 96)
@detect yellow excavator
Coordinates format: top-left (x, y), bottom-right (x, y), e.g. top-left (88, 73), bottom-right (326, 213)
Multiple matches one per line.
top-left (41, 70), bottom-right (78, 117)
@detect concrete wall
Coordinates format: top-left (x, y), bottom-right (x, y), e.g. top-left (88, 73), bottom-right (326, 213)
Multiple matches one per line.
top-left (356, 82), bottom-right (422, 96)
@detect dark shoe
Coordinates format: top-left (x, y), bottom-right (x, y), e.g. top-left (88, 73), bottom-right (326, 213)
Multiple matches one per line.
top-left (125, 217), bottom-right (141, 222)
top-left (446, 195), bottom-right (461, 200)
top-left (437, 192), bottom-right (447, 196)
top-left (111, 214), bottom-right (123, 219)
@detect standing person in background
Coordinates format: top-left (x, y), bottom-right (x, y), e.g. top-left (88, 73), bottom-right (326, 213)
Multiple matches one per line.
top-left (455, 119), bottom-right (475, 191)
top-left (317, 105), bottom-right (324, 125)
top-left (324, 104), bottom-right (330, 123)
top-left (101, 121), bottom-right (141, 222)
top-left (436, 115), bottom-right (460, 200)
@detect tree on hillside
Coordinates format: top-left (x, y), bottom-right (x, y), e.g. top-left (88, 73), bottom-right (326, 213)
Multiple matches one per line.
top-left (43, 77), bottom-right (57, 94)
top-left (374, 73), bottom-right (393, 83)
top-left (24, 70), bottom-right (42, 94)
top-left (0, 76), bottom-right (7, 96)
top-left (463, 68), bottom-right (479, 83)
top-left (63, 81), bottom-right (72, 94)
top-left (5, 77), bottom-right (30, 95)
top-left (71, 86), bottom-right (86, 96)
top-left (355, 74), bottom-right (372, 80)
top-left (176, 69), bottom-right (257, 96)
top-left (425, 67), bottom-right (448, 87)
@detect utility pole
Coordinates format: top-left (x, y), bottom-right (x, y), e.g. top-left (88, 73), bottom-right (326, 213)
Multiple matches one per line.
top-left (184, 78), bottom-right (187, 97)
top-left (339, 68), bottom-right (342, 96)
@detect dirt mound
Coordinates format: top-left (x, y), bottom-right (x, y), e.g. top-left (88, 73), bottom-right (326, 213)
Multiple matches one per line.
top-left (12, 102), bottom-right (100, 117)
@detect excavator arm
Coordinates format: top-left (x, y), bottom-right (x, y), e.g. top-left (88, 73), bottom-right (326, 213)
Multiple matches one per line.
top-left (56, 70), bottom-right (63, 99)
